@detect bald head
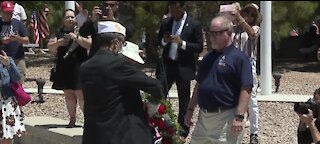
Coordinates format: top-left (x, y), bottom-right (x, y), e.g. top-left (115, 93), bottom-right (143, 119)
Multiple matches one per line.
top-left (209, 16), bottom-right (234, 51)
top-left (210, 16), bottom-right (233, 33)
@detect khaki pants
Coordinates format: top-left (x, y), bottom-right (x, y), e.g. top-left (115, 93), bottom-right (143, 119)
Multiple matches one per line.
top-left (14, 58), bottom-right (26, 84)
top-left (191, 108), bottom-right (245, 144)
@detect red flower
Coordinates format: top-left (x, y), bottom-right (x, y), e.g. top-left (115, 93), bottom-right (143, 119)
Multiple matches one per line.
top-left (158, 104), bottom-right (167, 115)
top-left (166, 127), bottom-right (175, 136)
top-left (148, 117), bottom-right (156, 126)
top-left (162, 137), bottom-right (172, 144)
top-left (155, 118), bottom-right (166, 130)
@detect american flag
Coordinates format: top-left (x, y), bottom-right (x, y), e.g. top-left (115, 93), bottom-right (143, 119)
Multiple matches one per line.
top-left (30, 11), bottom-right (39, 44)
top-left (37, 10), bottom-right (49, 39)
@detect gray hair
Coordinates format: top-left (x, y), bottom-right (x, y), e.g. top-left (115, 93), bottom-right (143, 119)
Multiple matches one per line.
top-left (212, 16), bottom-right (234, 33)
top-left (97, 32), bottom-right (125, 48)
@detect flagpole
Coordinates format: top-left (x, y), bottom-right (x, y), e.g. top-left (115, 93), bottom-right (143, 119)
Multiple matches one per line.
top-left (65, 1), bottom-right (75, 11)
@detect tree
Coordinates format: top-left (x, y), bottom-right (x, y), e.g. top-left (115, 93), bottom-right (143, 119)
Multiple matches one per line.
top-left (272, 1), bottom-right (318, 42)
top-left (14, 1), bottom-right (320, 60)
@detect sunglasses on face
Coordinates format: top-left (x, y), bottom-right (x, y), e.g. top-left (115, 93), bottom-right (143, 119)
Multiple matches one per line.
top-left (243, 9), bottom-right (256, 18)
top-left (103, 2), bottom-right (116, 8)
top-left (66, 16), bottom-right (75, 18)
top-left (209, 29), bottom-right (228, 37)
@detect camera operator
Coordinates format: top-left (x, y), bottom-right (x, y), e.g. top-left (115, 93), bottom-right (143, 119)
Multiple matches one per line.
top-left (79, 1), bottom-right (135, 59)
top-left (296, 88), bottom-right (320, 144)
top-left (298, 109), bottom-right (320, 144)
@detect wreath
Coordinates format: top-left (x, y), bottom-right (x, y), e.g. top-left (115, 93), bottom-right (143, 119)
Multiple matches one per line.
top-left (142, 93), bottom-right (185, 144)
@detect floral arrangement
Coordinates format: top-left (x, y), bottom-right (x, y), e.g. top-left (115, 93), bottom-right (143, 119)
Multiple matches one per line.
top-left (142, 92), bottom-right (185, 144)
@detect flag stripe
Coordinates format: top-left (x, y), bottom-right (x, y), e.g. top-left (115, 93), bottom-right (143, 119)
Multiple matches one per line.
top-left (37, 10), bottom-right (49, 39)
top-left (31, 11), bottom-right (39, 44)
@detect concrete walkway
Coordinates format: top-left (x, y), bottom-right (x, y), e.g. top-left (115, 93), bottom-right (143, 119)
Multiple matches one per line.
top-left (25, 87), bottom-right (312, 103)
top-left (19, 88), bottom-right (312, 144)
top-left (15, 116), bottom-right (83, 144)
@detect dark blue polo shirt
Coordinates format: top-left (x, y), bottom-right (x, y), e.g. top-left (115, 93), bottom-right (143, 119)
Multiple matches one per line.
top-left (0, 19), bottom-right (29, 59)
top-left (196, 44), bottom-right (253, 109)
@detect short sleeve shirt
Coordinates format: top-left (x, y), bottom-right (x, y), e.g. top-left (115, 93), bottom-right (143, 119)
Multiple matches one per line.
top-left (79, 20), bottom-right (98, 59)
top-left (196, 44), bottom-right (253, 109)
top-left (13, 3), bottom-right (27, 21)
top-left (0, 19), bottom-right (29, 59)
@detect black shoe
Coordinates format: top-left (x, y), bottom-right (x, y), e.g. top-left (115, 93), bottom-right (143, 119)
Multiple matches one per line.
top-left (250, 134), bottom-right (259, 144)
top-left (179, 130), bottom-right (189, 138)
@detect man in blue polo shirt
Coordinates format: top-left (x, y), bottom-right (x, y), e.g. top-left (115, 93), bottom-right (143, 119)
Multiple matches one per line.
top-left (184, 16), bottom-right (253, 143)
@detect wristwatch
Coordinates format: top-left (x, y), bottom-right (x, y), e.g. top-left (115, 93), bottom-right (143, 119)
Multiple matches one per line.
top-left (235, 114), bottom-right (245, 122)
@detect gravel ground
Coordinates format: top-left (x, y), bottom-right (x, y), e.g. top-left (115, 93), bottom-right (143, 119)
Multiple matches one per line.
top-left (22, 53), bottom-right (320, 144)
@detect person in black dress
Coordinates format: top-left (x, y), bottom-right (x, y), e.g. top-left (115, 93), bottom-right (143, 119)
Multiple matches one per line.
top-left (47, 9), bottom-right (88, 127)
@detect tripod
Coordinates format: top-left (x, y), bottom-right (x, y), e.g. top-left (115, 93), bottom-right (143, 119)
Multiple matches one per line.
top-left (154, 45), bottom-right (171, 101)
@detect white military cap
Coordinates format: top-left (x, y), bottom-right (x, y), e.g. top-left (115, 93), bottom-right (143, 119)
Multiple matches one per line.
top-left (97, 21), bottom-right (126, 36)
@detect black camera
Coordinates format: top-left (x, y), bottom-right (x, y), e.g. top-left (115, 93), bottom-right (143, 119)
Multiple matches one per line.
top-left (294, 98), bottom-right (319, 118)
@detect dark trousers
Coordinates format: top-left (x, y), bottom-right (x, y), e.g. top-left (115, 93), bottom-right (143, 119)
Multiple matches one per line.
top-left (164, 66), bottom-right (191, 137)
top-left (156, 58), bottom-right (192, 137)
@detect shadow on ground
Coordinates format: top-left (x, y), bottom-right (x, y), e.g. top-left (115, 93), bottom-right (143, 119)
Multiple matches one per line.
top-left (273, 60), bottom-right (320, 73)
top-left (25, 53), bottom-right (55, 68)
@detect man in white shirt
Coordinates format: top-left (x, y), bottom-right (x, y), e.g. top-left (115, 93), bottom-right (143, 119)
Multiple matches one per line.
top-left (11, 1), bottom-right (27, 25)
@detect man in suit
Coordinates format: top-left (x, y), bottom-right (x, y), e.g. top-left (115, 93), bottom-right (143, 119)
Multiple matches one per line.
top-left (80, 21), bottom-right (164, 144)
top-left (156, 1), bottom-right (204, 139)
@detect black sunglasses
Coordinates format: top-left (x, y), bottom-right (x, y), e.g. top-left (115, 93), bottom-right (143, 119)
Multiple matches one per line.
top-left (209, 29), bottom-right (228, 37)
top-left (103, 2), bottom-right (116, 8)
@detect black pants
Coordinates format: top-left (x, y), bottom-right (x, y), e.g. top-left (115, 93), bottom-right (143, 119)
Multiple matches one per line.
top-left (160, 67), bottom-right (191, 137)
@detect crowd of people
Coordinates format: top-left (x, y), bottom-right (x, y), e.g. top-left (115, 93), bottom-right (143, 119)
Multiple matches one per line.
top-left (1, 1), bottom-right (319, 144)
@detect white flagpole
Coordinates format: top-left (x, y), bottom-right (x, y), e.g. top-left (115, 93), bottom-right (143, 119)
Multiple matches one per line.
top-left (260, 1), bottom-right (272, 95)
top-left (65, 1), bottom-right (75, 11)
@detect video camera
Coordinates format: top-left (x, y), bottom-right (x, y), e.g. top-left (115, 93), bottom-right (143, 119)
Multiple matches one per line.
top-left (294, 98), bottom-right (319, 118)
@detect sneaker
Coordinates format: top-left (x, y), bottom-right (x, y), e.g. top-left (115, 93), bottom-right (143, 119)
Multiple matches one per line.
top-left (250, 134), bottom-right (258, 144)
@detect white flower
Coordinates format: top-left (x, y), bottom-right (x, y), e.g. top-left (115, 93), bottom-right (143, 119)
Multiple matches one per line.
top-left (163, 114), bottom-right (171, 121)
top-left (147, 103), bottom-right (159, 116)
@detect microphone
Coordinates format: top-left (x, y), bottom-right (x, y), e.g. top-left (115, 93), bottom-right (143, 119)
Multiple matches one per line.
top-left (63, 40), bottom-right (79, 59)
top-left (63, 26), bottom-right (80, 59)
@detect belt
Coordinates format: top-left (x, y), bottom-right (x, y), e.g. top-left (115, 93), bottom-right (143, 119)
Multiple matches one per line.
top-left (201, 107), bottom-right (232, 113)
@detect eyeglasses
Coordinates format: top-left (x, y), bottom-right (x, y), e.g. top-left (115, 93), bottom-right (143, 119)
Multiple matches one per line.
top-left (103, 2), bottom-right (116, 8)
top-left (209, 29), bottom-right (228, 37)
top-left (122, 41), bottom-right (127, 47)
top-left (113, 39), bottom-right (127, 47)
top-left (243, 9), bottom-right (256, 18)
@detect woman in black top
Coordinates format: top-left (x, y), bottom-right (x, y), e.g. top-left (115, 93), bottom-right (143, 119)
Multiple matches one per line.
top-left (47, 9), bottom-right (88, 127)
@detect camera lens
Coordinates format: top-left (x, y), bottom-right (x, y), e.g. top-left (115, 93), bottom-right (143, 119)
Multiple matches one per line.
top-left (294, 98), bottom-right (319, 118)
top-left (294, 102), bottom-right (308, 114)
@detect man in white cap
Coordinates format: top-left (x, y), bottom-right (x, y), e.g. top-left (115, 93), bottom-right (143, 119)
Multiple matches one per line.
top-left (80, 21), bottom-right (164, 144)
